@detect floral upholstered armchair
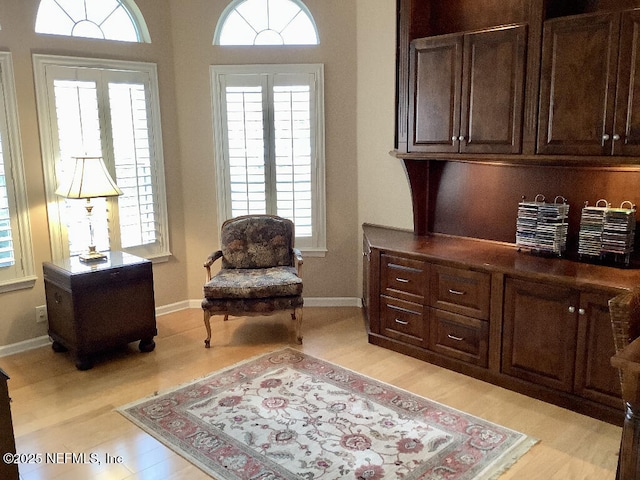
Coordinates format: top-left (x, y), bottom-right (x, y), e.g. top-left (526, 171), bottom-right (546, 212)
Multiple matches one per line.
top-left (201, 215), bottom-right (303, 348)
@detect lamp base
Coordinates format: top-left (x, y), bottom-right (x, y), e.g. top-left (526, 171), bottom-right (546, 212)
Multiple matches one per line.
top-left (79, 246), bottom-right (107, 263)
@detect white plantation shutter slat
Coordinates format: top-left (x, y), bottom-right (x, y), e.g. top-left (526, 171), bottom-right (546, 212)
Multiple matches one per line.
top-left (52, 79), bottom-right (110, 256)
top-left (109, 82), bottom-right (158, 248)
top-left (225, 86), bottom-right (267, 216)
top-left (273, 85), bottom-right (312, 236)
top-left (0, 139), bottom-right (14, 268)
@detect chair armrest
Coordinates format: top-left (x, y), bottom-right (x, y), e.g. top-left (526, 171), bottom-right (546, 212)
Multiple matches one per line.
top-left (204, 250), bottom-right (223, 281)
top-left (292, 248), bottom-right (303, 276)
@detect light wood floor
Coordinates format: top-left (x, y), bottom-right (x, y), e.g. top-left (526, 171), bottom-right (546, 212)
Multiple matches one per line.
top-left (1, 307), bottom-right (621, 479)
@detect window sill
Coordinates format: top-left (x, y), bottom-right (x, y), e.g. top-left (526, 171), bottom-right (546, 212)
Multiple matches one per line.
top-left (299, 248), bottom-right (327, 258)
top-left (0, 275), bottom-right (37, 294)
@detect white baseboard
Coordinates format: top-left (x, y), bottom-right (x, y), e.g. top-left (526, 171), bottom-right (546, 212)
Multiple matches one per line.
top-left (156, 300), bottom-right (193, 316)
top-left (0, 335), bottom-right (51, 358)
top-left (303, 297), bottom-right (362, 307)
top-left (0, 297), bottom-right (362, 357)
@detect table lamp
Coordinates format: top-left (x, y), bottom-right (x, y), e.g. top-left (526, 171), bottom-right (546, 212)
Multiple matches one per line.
top-left (55, 155), bottom-right (123, 262)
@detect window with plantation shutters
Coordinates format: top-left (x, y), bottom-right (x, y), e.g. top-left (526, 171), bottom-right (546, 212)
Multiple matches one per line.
top-left (34, 55), bottom-right (170, 261)
top-left (0, 52), bottom-right (35, 292)
top-left (211, 64), bottom-right (326, 253)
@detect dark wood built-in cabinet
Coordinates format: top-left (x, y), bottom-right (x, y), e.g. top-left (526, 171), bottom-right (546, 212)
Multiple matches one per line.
top-left (364, 224), bottom-right (635, 423)
top-left (378, 0), bottom-right (640, 426)
top-left (538, 9), bottom-right (640, 156)
top-left (409, 25), bottom-right (526, 154)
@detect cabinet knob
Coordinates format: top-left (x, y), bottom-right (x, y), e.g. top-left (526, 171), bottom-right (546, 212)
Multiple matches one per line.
top-left (568, 306), bottom-right (575, 313)
top-left (603, 134), bottom-right (610, 141)
top-left (458, 135), bottom-right (465, 141)
top-left (452, 136), bottom-right (457, 142)
top-left (578, 308), bottom-right (586, 315)
top-left (613, 134), bottom-right (621, 141)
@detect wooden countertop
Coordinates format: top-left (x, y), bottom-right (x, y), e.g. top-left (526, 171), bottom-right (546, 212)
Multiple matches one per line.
top-left (363, 223), bottom-right (640, 294)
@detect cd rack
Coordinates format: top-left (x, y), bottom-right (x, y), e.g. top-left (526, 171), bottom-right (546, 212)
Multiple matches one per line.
top-left (578, 200), bottom-right (636, 266)
top-left (516, 195), bottom-right (569, 256)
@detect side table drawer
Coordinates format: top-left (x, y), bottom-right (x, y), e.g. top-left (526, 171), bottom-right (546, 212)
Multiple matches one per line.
top-left (381, 254), bottom-right (428, 303)
top-left (429, 308), bottom-right (488, 367)
top-left (429, 265), bottom-right (490, 319)
top-left (380, 296), bottom-right (426, 347)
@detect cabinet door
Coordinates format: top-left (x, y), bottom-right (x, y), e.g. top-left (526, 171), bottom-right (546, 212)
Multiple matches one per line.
top-left (502, 278), bottom-right (579, 392)
top-left (613, 9), bottom-right (640, 156)
top-left (574, 292), bottom-right (622, 407)
top-left (408, 34), bottom-right (463, 152)
top-left (537, 12), bottom-right (620, 155)
top-left (460, 25), bottom-right (526, 154)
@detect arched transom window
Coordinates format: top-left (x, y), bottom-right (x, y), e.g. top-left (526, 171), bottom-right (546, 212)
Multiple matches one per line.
top-left (35, 0), bottom-right (150, 43)
top-left (215, 0), bottom-right (319, 46)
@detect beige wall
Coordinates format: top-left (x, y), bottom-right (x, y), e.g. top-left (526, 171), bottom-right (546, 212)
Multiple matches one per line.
top-left (357, 0), bottom-right (413, 231)
top-left (0, 0), bottom-right (402, 349)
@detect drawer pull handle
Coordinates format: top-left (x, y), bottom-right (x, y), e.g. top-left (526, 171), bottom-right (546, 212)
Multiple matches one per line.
top-left (448, 289), bottom-right (466, 295)
top-left (395, 318), bottom-right (409, 325)
top-left (447, 334), bottom-right (464, 341)
top-left (54, 292), bottom-right (62, 304)
top-left (396, 278), bottom-right (410, 283)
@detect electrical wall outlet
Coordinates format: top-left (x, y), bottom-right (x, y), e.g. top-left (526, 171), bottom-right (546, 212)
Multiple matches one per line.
top-left (35, 305), bottom-right (48, 324)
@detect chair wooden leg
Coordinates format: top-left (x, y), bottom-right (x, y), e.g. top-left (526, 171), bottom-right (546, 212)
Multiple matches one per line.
top-left (224, 314), bottom-right (229, 321)
top-left (292, 308), bottom-right (303, 344)
top-left (203, 310), bottom-right (212, 348)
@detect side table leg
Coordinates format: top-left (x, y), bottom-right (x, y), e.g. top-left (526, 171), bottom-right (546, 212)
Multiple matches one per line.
top-left (139, 338), bottom-right (156, 352)
top-left (75, 356), bottom-right (93, 371)
top-left (51, 341), bottom-right (68, 353)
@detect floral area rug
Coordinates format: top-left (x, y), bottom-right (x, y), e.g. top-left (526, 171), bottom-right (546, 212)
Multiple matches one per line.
top-left (118, 348), bottom-right (537, 479)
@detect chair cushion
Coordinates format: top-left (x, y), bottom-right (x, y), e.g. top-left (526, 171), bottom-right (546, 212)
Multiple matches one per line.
top-left (203, 266), bottom-right (302, 299)
top-left (221, 216), bottom-right (294, 269)
top-left (202, 295), bottom-right (303, 315)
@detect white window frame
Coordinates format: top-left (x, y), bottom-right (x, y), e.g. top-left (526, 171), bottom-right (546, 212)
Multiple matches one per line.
top-left (33, 54), bottom-right (170, 262)
top-left (213, 0), bottom-right (319, 46)
top-left (210, 63), bottom-right (326, 255)
top-left (0, 52), bottom-right (35, 293)
top-left (35, 0), bottom-right (151, 43)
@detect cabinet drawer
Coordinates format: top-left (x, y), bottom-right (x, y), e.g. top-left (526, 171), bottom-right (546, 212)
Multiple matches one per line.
top-left (429, 309), bottom-right (488, 367)
top-left (380, 296), bottom-right (426, 347)
top-left (381, 254), bottom-right (428, 302)
top-left (430, 265), bottom-right (490, 319)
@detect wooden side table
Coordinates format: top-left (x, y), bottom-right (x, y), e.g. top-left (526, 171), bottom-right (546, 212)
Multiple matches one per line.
top-left (43, 252), bottom-right (157, 370)
top-left (611, 337), bottom-right (640, 479)
top-left (0, 369), bottom-right (18, 480)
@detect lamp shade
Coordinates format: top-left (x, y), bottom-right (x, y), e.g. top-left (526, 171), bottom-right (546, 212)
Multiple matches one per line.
top-left (55, 155), bottom-right (123, 199)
